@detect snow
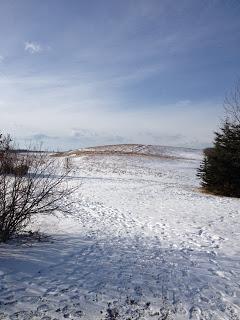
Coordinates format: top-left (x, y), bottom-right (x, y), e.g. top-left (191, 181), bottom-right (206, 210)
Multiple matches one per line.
top-left (0, 145), bottom-right (240, 319)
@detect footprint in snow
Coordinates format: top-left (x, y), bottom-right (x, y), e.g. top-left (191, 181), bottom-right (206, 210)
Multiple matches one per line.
top-left (37, 304), bottom-right (50, 312)
top-left (189, 305), bottom-right (202, 319)
top-left (9, 310), bottom-right (34, 320)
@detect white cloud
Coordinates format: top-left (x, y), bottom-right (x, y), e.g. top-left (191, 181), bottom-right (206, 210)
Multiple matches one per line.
top-left (0, 55), bottom-right (4, 63)
top-left (24, 41), bottom-right (42, 54)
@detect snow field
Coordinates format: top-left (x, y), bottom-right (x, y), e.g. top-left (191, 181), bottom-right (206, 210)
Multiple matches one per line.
top-left (0, 147), bottom-right (239, 319)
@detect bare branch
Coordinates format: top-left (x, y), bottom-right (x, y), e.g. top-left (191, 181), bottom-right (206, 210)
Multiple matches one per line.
top-left (224, 80), bottom-right (240, 124)
top-left (0, 135), bottom-right (76, 242)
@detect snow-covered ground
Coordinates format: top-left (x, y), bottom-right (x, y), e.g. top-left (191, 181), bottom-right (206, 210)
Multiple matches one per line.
top-left (0, 145), bottom-right (240, 319)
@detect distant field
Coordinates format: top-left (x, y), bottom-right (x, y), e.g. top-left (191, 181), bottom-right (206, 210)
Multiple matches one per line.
top-left (55, 143), bottom-right (203, 161)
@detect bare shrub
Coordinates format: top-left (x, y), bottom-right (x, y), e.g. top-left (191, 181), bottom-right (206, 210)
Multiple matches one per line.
top-left (0, 134), bottom-right (74, 242)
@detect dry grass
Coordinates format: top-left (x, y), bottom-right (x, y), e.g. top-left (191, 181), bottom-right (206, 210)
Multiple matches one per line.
top-left (53, 144), bottom-right (183, 160)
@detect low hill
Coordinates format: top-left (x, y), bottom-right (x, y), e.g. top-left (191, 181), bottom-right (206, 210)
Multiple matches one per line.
top-left (55, 144), bottom-right (203, 160)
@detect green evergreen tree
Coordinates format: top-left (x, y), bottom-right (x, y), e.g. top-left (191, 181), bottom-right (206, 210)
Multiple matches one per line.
top-left (198, 121), bottom-right (240, 197)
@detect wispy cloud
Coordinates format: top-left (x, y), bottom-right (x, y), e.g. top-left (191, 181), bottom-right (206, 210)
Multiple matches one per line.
top-left (0, 55), bottom-right (4, 63)
top-left (24, 41), bottom-right (42, 54)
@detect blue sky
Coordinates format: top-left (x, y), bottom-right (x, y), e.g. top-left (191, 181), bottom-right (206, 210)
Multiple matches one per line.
top-left (0, 0), bottom-right (240, 150)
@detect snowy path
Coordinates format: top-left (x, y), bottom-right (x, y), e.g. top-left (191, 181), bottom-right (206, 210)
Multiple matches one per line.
top-left (0, 151), bottom-right (240, 319)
